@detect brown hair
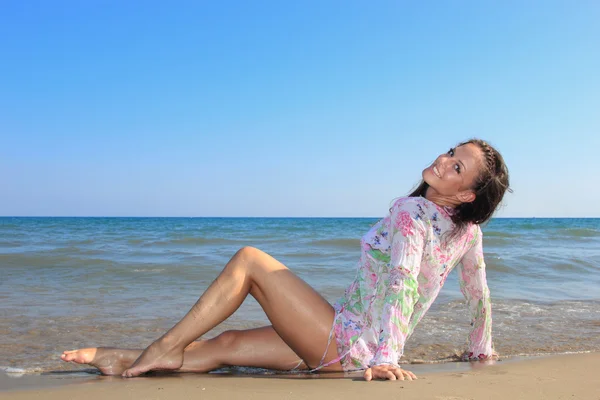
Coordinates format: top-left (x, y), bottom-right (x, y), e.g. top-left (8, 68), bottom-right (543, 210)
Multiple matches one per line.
top-left (409, 139), bottom-right (511, 231)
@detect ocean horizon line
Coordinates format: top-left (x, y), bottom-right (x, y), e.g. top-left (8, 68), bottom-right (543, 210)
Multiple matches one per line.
top-left (1, 215), bottom-right (599, 219)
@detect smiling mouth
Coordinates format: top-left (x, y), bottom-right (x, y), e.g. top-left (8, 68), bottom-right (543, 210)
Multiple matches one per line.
top-left (433, 165), bottom-right (442, 178)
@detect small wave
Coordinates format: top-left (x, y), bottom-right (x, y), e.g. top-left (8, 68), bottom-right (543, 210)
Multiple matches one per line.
top-left (146, 237), bottom-right (244, 247)
top-left (483, 237), bottom-right (517, 248)
top-left (484, 231), bottom-right (521, 238)
top-left (72, 239), bottom-right (95, 245)
top-left (556, 228), bottom-right (600, 238)
top-left (0, 254), bottom-right (112, 268)
top-left (282, 252), bottom-right (325, 259)
top-left (0, 240), bottom-right (26, 247)
top-left (0, 366), bottom-right (43, 375)
top-left (311, 238), bottom-right (359, 249)
top-left (0, 365), bottom-right (92, 375)
top-left (242, 236), bottom-right (291, 243)
top-left (0, 223), bottom-right (20, 229)
top-left (485, 261), bottom-right (515, 273)
top-left (0, 366), bottom-right (27, 374)
top-left (36, 246), bottom-right (104, 256)
top-left (404, 350), bottom-right (596, 365)
top-left (132, 268), bottom-right (166, 273)
top-left (501, 350), bottom-right (593, 358)
top-left (549, 261), bottom-right (593, 273)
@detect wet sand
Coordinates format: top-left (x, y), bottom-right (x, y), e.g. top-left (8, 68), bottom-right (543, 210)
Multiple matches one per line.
top-left (1, 352), bottom-right (598, 399)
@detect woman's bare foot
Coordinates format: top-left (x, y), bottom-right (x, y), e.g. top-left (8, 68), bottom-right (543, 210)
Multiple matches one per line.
top-left (61, 348), bottom-right (140, 376)
top-left (121, 338), bottom-right (184, 377)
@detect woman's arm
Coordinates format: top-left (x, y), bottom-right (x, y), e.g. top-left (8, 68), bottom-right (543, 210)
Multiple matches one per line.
top-left (369, 199), bottom-right (426, 369)
top-left (456, 226), bottom-right (494, 360)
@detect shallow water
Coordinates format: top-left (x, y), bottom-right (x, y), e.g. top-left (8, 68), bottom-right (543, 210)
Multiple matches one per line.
top-left (1, 217), bottom-right (599, 373)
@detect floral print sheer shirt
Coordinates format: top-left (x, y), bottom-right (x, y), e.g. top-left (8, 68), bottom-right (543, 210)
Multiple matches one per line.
top-left (331, 196), bottom-right (493, 370)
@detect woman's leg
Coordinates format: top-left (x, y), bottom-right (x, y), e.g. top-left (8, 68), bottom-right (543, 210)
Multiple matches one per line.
top-left (179, 327), bottom-right (310, 372)
top-left (62, 326), bottom-right (309, 376)
top-left (122, 246), bottom-right (342, 377)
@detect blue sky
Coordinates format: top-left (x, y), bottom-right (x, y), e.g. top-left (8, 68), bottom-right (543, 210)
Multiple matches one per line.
top-left (1, 1), bottom-right (598, 217)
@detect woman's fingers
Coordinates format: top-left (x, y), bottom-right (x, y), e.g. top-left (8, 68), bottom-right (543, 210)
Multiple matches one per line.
top-left (392, 369), bottom-right (404, 380)
top-left (364, 365), bottom-right (418, 381)
top-left (406, 369), bottom-right (418, 380)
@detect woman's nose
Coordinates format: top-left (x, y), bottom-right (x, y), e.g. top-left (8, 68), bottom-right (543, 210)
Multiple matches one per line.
top-left (438, 154), bottom-right (451, 165)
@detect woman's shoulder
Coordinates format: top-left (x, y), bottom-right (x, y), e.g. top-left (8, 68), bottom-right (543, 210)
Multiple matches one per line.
top-left (472, 223), bottom-right (483, 240)
top-left (391, 196), bottom-right (427, 209)
top-left (461, 222), bottom-right (483, 246)
top-left (389, 197), bottom-right (432, 227)
top-left (390, 196), bottom-right (444, 219)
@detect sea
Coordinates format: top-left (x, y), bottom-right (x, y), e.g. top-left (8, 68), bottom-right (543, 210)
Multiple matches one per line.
top-left (1, 217), bottom-right (599, 375)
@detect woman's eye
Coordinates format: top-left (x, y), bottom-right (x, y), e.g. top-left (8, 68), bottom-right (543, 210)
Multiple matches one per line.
top-left (454, 164), bottom-right (461, 173)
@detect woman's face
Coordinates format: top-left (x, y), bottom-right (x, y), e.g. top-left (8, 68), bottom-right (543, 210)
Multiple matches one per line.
top-left (422, 143), bottom-right (484, 200)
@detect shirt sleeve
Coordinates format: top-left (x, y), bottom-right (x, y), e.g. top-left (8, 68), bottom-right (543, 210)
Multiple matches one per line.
top-left (456, 226), bottom-right (494, 360)
top-left (370, 200), bottom-right (426, 368)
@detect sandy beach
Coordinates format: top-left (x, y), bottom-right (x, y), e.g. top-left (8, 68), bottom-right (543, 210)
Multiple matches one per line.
top-left (1, 352), bottom-right (598, 400)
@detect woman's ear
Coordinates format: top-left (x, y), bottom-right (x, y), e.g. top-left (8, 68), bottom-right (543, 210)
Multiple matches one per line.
top-left (457, 190), bottom-right (476, 203)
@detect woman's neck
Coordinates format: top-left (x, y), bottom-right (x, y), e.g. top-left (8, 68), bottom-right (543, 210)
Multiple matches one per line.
top-left (424, 187), bottom-right (461, 208)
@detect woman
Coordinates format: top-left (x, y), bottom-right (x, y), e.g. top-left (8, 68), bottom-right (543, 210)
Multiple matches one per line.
top-left (61, 138), bottom-right (510, 381)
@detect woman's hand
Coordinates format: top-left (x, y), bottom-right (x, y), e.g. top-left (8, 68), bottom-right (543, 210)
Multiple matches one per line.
top-left (363, 365), bottom-right (417, 381)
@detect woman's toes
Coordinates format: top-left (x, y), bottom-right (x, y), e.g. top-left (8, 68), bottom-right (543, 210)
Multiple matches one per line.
top-left (61, 352), bottom-right (75, 361)
top-left (60, 348), bottom-right (97, 364)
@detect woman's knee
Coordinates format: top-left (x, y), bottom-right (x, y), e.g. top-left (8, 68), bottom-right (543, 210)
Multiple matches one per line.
top-left (232, 247), bottom-right (270, 275)
top-left (233, 246), bottom-right (262, 263)
top-left (214, 330), bottom-right (240, 352)
top-left (230, 246), bottom-right (284, 282)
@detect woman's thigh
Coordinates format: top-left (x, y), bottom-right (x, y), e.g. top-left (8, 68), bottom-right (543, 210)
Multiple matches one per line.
top-left (238, 246), bottom-right (342, 370)
top-left (182, 326), bottom-right (307, 371)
